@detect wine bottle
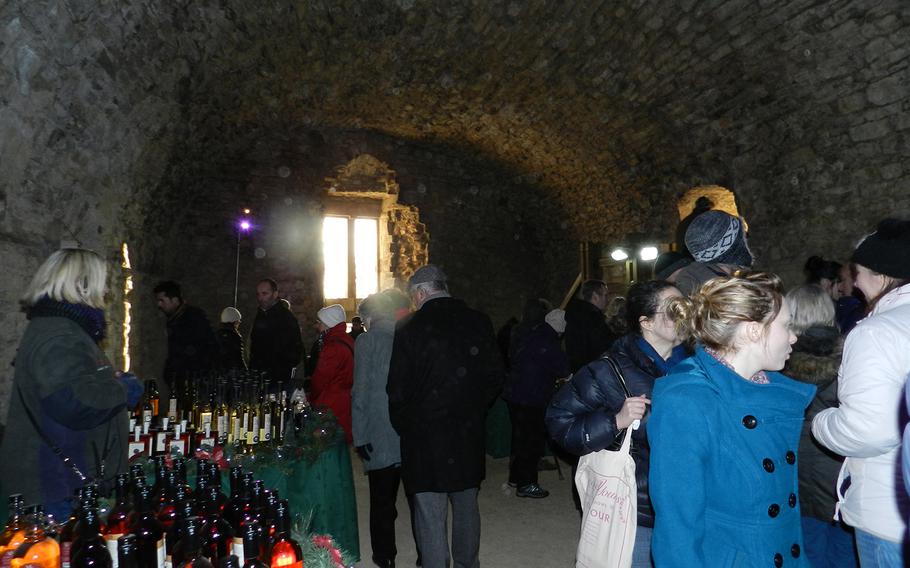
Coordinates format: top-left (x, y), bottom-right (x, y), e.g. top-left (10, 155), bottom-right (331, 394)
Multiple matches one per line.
top-left (59, 489), bottom-right (85, 568)
top-left (239, 523), bottom-right (266, 568)
top-left (266, 501), bottom-right (300, 568)
top-left (173, 518), bottom-right (212, 568)
top-left (156, 470), bottom-right (181, 534)
top-left (199, 486), bottom-right (232, 563)
top-left (164, 501), bottom-right (195, 568)
top-left (71, 507), bottom-right (112, 568)
top-left (0, 495), bottom-right (26, 567)
top-left (226, 475), bottom-right (254, 564)
top-left (117, 535), bottom-right (138, 568)
top-left (141, 386), bottom-right (155, 433)
top-left (205, 464), bottom-right (227, 511)
top-left (10, 504), bottom-right (60, 568)
top-left (243, 521), bottom-right (268, 568)
top-left (105, 474), bottom-right (132, 568)
top-left (217, 556), bottom-right (238, 568)
top-left (147, 380), bottom-right (161, 419)
top-left (127, 485), bottom-right (165, 568)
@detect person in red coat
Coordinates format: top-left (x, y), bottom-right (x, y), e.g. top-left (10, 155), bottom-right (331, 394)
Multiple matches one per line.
top-left (310, 303), bottom-right (355, 443)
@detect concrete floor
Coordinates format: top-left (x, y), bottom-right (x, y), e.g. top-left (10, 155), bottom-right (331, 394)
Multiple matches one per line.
top-left (351, 453), bottom-right (581, 567)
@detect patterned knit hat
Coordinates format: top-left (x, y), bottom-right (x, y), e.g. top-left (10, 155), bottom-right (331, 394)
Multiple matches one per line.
top-left (684, 210), bottom-right (754, 267)
top-left (851, 218), bottom-right (910, 279)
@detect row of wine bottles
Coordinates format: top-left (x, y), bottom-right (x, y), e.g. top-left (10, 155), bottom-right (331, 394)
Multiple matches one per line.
top-left (0, 456), bottom-right (304, 568)
top-left (130, 375), bottom-right (311, 459)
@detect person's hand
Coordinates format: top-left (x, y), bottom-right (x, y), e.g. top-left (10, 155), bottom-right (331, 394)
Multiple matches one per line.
top-left (119, 372), bottom-right (144, 408)
top-left (615, 396), bottom-right (651, 430)
top-left (356, 444), bottom-right (373, 461)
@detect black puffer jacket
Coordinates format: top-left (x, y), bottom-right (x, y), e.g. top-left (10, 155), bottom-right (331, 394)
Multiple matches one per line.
top-left (783, 324), bottom-right (845, 521)
top-left (546, 334), bottom-right (665, 528)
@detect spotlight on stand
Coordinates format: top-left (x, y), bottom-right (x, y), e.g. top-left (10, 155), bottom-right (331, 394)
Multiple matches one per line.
top-left (639, 246), bottom-right (659, 261)
top-left (610, 249), bottom-right (629, 261)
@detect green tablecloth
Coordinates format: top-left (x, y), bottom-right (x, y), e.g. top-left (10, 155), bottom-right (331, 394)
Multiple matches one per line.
top-left (485, 397), bottom-right (512, 458)
top-left (241, 442), bottom-right (360, 563)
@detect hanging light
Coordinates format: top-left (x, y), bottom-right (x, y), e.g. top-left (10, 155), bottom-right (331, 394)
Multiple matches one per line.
top-left (610, 249), bottom-right (629, 261)
top-left (639, 246), bottom-right (659, 261)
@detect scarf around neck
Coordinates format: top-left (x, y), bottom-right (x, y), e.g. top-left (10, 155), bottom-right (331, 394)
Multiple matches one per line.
top-left (28, 296), bottom-right (107, 344)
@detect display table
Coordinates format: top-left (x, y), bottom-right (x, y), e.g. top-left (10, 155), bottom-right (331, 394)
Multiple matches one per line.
top-left (245, 441), bottom-right (360, 563)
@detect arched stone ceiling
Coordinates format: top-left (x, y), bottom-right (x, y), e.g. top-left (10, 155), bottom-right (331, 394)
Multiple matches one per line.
top-left (3, 0), bottom-right (907, 253)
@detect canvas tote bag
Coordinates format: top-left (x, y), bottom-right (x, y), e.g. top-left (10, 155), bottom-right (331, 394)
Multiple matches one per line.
top-left (574, 357), bottom-right (638, 568)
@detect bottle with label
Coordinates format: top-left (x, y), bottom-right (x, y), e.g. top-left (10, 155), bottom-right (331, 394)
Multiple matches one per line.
top-left (141, 389), bottom-right (155, 434)
top-left (117, 535), bottom-right (139, 568)
top-left (266, 501), bottom-right (300, 568)
top-left (239, 523), bottom-right (266, 568)
top-left (167, 390), bottom-right (179, 423)
top-left (59, 489), bottom-right (85, 568)
top-left (9, 504), bottom-right (60, 568)
top-left (164, 500), bottom-right (195, 568)
top-left (71, 507), bottom-right (112, 568)
top-left (225, 475), bottom-right (254, 564)
top-left (199, 486), bottom-right (232, 563)
top-left (0, 495), bottom-right (26, 568)
top-left (173, 517), bottom-right (212, 568)
top-left (147, 380), bottom-right (161, 419)
top-left (105, 474), bottom-right (132, 568)
top-left (156, 470), bottom-right (181, 535)
top-left (205, 465), bottom-right (227, 511)
top-left (127, 485), bottom-right (165, 568)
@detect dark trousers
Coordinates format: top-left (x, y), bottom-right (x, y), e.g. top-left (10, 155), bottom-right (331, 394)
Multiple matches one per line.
top-left (507, 403), bottom-right (547, 487)
top-left (368, 465), bottom-right (419, 563)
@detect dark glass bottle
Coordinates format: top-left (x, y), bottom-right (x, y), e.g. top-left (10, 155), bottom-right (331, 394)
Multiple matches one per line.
top-left (0, 494), bottom-right (26, 566)
top-left (164, 499), bottom-right (194, 568)
top-left (217, 555), bottom-right (238, 568)
top-left (151, 458), bottom-right (169, 509)
top-left (71, 508), bottom-right (112, 568)
top-left (174, 517), bottom-right (212, 568)
top-left (206, 465), bottom-right (227, 511)
top-left (129, 465), bottom-right (148, 503)
top-left (104, 473), bottom-right (133, 562)
top-left (199, 486), bottom-right (233, 563)
top-left (60, 488), bottom-right (86, 568)
top-left (127, 485), bottom-right (164, 568)
top-left (156, 471), bottom-right (181, 534)
top-left (266, 501), bottom-right (300, 568)
top-left (10, 504), bottom-right (60, 568)
top-left (239, 523), bottom-right (266, 568)
top-left (117, 534), bottom-right (139, 568)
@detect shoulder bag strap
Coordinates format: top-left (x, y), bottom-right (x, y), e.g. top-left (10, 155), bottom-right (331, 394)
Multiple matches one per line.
top-left (600, 355), bottom-right (632, 398)
top-left (16, 384), bottom-right (93, 485)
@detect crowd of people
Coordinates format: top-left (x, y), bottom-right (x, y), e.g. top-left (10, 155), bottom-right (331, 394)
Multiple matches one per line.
top-left (2, 209), bottom-right (909, 568)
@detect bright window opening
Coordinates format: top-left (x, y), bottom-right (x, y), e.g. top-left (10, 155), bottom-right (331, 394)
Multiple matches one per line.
top-left (323, 216), bottom-right (379, 300)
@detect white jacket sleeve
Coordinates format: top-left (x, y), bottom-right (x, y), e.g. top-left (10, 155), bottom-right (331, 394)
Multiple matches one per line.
top-left (812, 324), bottom-right (904, 458)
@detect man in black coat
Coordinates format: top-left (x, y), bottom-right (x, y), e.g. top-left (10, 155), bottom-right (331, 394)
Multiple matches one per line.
top-left (564, 279), bottom-right (616, 372)
top-left (249, 278), bottom-right (304, 391)
top-left (154, 281), bottom-right (218, 399)
top-left (387, 265), bottom-right (503, 568)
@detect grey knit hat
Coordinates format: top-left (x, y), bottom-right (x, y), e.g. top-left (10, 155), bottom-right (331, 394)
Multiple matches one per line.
top-left (684, 210), bottom-right (754, 267)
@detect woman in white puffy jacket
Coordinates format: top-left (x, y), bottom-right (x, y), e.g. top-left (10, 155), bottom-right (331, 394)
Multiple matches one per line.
top-left (812, 218), bottom-right (910, 568)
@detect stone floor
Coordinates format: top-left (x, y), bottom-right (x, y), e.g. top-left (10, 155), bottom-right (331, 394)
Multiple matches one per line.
top-left (351, 453), bottom-right (581, 567)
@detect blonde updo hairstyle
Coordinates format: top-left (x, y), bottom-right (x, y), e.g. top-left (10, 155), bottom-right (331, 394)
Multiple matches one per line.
top-left (21, 248), bottom-right (108, 309)
top-left (666, 272), bottom-right (784, 354)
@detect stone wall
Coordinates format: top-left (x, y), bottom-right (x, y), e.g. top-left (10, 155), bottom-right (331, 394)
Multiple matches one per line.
top-left (1, 0), bottom-right (909, 419)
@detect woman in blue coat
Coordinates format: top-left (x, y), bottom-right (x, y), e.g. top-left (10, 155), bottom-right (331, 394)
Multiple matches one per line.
top-left (546, 280), bottom-right (689, 567)
top-left (649, 272), bottom-right (815, 567)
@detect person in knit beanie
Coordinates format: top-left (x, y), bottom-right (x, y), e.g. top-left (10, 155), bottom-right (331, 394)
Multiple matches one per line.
top-left (311, 303), bottom-right (355, 443)
top-left (674, 210), bottom-right (754, 296)
top-left (812, 218), bottom-right (910, 566)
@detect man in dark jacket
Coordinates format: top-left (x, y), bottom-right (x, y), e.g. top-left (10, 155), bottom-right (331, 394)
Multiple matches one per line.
top-left (154, 281), bottom-right (218, 398)
top-left (564, 279), bottom-right (615, 372)
top-left (387, 265), bottom-right (503, 568)
top-left (249, 279), bottom-right (304, 391)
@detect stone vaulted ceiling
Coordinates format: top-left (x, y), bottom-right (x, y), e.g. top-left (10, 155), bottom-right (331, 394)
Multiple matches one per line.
top-left (2, 0), bottom-right (908, 250)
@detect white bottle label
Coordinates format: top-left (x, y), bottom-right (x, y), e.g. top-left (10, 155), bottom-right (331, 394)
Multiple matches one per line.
top-left (157, 537), bottom-right (166, 568)
top-left (252, 416), bottom-right (260, 443)
top-left (232, 537), bottom-right (245, 565)
top-left (105, 536), bottom-right (121, 568)
top-left (262, 414), bottom-right (272, 441)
